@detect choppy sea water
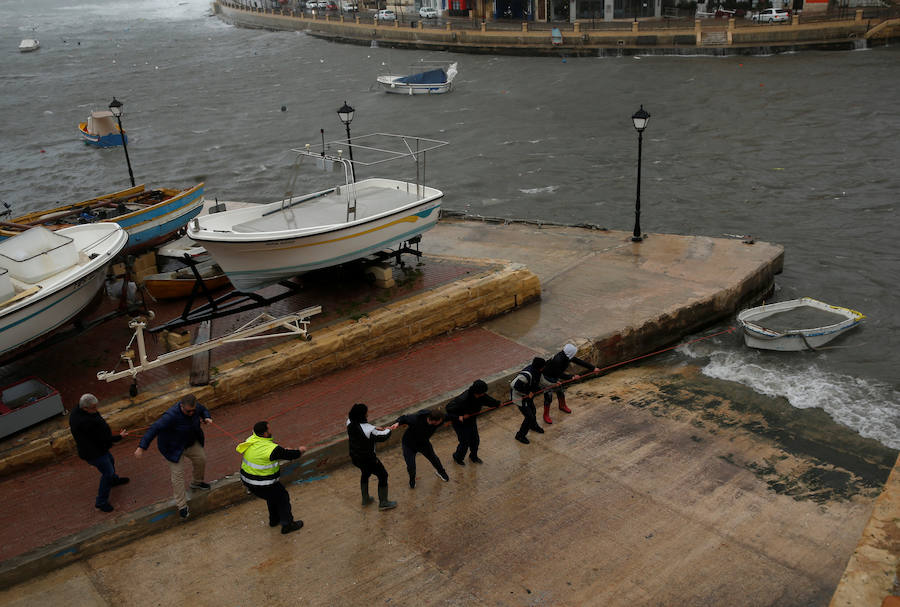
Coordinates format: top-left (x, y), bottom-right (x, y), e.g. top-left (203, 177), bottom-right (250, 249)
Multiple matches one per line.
top-left (1, 0), bottom-right (898, 446)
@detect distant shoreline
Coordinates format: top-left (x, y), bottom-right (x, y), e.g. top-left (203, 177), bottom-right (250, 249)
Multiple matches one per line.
top-left (213, 1), bottom-right (900, 56)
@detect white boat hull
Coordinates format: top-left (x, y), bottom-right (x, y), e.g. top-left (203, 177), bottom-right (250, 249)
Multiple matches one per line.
top-left (0, 224), bottom-right (128, 357)
top-left (377, 78), bottom-right (453, 95)
top-left (188, 178), bottom-right (443, 291)
top-left (737, 297), bottom-right (865, 352)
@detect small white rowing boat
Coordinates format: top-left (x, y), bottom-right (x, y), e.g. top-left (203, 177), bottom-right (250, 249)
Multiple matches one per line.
top-left (737, 297), bottom-right (865, 351)
top-left (377, 63), bottom-right (458, 95)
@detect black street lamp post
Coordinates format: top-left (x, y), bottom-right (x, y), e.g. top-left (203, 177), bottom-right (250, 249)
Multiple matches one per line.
top-left (337, 101), bottom-right (355, 181)
top-left (108, 97), bottom-right (136, 188)
top-left (630, 104), bottom-right (650, 242)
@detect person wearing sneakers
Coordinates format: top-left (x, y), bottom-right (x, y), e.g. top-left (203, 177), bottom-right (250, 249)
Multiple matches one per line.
top-left (69, 393), bottom-right (130, 513)
top-left (446, 379), bottom-right (500, 465)
top-left (347, 403), bottom-right (399, 510)
top-left (510, 357), bottom-right (547, 445)
top-left (134, 393), bottom-right (212, 520)
top-left (541, 343), bottom-right (599, 425)
top-left (236, 421), bottom-right (306, 535)
top-left (394, 408), bottom-right (450, 488)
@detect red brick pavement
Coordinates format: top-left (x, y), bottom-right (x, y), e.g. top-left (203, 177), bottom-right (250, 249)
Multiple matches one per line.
top-left (0, 326), bottom-right (538, 563)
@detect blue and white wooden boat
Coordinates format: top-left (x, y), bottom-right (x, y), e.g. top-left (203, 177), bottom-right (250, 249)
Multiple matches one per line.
top-left (0, 183), bottom-right (205, 255)
top-left (78, 110), bottom-right (127, 147)
top-left (188, 133), bottom-right (446, 291)
top-left (737, 297), bottom-right (865, 351)
top-left (377, 62), bottom-right (457, 95)
top-left (0, 223), bottom-right (128, 359)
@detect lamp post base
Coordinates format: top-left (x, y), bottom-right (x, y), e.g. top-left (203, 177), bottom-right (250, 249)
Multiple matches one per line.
top-left (631, 235), bottom-right (643, 242)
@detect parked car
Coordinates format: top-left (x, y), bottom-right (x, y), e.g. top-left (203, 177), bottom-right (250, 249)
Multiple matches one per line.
top-left (376, 8), bottom-right (396, 20)
top-left (325, 1), bottom-right (337, 9)
top-left (419, 6), bottom-right (438, 18)
top-left (752, 7), bottom-right (790, 22)
top-left (341, 0), bottom-right (358, 10)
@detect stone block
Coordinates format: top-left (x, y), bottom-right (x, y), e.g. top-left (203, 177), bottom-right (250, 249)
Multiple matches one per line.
top-left (364, 263), bottom-right (395, 288)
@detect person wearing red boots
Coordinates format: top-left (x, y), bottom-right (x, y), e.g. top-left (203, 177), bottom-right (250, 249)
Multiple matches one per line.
top-left (541, 343), bottom-right (599, 425)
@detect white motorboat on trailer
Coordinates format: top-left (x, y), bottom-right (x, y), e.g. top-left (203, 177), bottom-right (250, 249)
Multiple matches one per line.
top-left (737, 297), bottom-right (865, 351)
top-left (187, 133), bottom-right (447, 292)
top-left (0, 223), bottom-right (128, 358)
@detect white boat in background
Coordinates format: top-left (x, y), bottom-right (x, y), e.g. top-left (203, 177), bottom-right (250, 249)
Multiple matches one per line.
top-left (18, 39), bottom-right (40, 52)
top-left (737, 297), bottom-right (865, 351)
top-left (377, 62), bottom-right (458, 95)
top-left (0, 223), bottom-right (128, 359)
top-left (188, 133), bottom-right (447, 292)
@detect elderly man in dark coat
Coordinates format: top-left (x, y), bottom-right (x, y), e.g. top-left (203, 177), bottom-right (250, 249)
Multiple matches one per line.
top-left (69, 393), bottom-right (129, 512)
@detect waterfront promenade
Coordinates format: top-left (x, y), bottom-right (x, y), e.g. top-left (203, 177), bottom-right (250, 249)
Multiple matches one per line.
top-left (0, 219), bottom-right (897, 604)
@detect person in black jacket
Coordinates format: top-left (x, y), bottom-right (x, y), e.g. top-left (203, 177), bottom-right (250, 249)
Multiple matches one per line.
top-left (541, 343), bottom-right (599, 425)
top-left (395, 408), bottom-right (450, 488)
top-left (347, 403), bottom-right (399, 510)
top-left (446, 379), bottom-right (500, 465)
top-left (510, 357), bottom-right (546, 444)
top-left (69, 393), bottom-right (129, 512)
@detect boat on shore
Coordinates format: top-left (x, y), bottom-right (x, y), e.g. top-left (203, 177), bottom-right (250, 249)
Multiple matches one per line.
top-left (143, 258), bottom-right (231, 300)
top-left (737, 297), bottom-right (865, 351)
top-left (0, 183), bottom-right (205, 255)
top-left (377, 62), bottom-right (458, 95)
top-left (188, 133), bottom-right (447, 291)
top-left (0, 223), bottom-right (128, 359)
top-left (78, 111), bottom-right (127, 147)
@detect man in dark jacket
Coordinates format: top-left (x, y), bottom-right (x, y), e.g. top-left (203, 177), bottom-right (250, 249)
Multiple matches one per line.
top-left (446, 379), bottom-right (500, 465)
top-left (69, 393), bottom-right (129, 512)
top-left (510, 357), bottom-right (546, 445)
top-left (395, 408), bottom-right (450, 488)
top-left (236, 420), bottom-right (306, 535)
top-left (541, 343), bottom-right (599, 425)
top-left (347, 403), bottom-right (399, 510)
top-left (134, 393), bottom-right (212, 519)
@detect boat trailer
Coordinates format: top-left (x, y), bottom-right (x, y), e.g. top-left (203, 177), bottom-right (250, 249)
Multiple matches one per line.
top-left (96, 305), bottom-right (321, 387)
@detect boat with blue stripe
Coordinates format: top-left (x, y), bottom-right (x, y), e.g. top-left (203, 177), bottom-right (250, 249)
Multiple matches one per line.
top-left (0, 183), bottom-right (204, 255)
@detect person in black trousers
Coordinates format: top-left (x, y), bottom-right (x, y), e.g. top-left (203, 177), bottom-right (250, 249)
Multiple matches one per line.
top-left (446, 379), bottom-right (500, 465)
top-left (541, 343), bottom-right (599, 425)
top-left (347, 403), bottom-right (399, 510)
top-left (395, 408), bottom-right (450, 488)
top-left (511, 357), bottom-right (546, 444)
top-left (68, 393), bottom-right (130, 512)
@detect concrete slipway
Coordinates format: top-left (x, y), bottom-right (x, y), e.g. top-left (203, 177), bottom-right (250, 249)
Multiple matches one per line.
top-left (0, 219), bottom-right (896, 606)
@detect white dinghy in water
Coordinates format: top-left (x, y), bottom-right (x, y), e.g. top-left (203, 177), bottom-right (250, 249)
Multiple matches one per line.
top-left (737, 297), bottom-right (865, 351)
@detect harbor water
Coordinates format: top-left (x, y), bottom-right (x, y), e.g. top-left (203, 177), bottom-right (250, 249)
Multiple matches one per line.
top-left (1, 0), bottom-right (898, 446)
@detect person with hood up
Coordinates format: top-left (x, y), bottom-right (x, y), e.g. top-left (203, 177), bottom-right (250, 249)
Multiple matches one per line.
top-left (394, 408), bottom-right (450, 488)
top-left (541, 343), bottom-right (599, 425)
top-left (236, 420), bottom-right (306, 535)
top-left (510, 357), bottom-right (546, 444)
top-left (346, 403), bottom-right (399, 510)
top-left (445, 379), bottom-right (500, 465)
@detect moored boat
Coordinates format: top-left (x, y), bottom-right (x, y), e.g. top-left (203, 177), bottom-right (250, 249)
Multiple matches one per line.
top-left (143, 259), bottom-right (231, 300)
top-left (0, 223), bottom-right (128, 359)
top-left (377, 62), bottom-right (458, 95)
top-left (188, 133), bottom-right (447, 291)
top-left (737, 297), bottom-right (865, 351)
top-left (78, 110), bottom-right (127, 147)
top-left (0, 183), bottom-right (205, 255)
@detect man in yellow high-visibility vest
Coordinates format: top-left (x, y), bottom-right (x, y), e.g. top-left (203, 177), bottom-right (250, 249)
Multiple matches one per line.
top-left (236, 421), bottom-right (307, 535)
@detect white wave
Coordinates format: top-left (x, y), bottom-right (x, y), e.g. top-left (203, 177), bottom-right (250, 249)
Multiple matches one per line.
top-left (519, 185), bottom-right (558, 195)
top-left (679, 343), bottom-right (900, 450)
top-left (58, 0), bottom-right (208, 21)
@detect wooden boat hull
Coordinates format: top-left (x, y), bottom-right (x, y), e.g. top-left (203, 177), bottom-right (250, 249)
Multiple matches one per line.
top-left (737, 297), bottom-right (865, 351)
top-left (144, 261), bottom-right (231, 300)
top-left (0, 183), bottom-right (205, 256)
top-left (78, 122), bottom-right (127, 148)
top-left (0, 224), bottom-right (128, 358)
top-left (188, 178), bottom-right (442, 292)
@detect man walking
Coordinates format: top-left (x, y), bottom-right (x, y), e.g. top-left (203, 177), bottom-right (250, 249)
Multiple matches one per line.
top-left (510, 357), bottom-right (546, 444)
top-left (394, 408), bottom-right (450, 488)
top-left (347, 403), bottom-right (399, 510)
top-left (69, 393), bottom-right (130, 512)
top-left (134, 393), bottom-right (212, 519)
top-left (236, 420), bottom-right (306, 535)
top-left (541, 343), bottom-right (599, 425)
top-left (446, 379), bottom-right (500, 465)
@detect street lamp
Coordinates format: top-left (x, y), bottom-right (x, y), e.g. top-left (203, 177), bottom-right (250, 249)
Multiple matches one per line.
top-left (108, 97), bottom-right (136, 188)
top-left (630, 104), bottom-right (650, 242)
top-left (337, 100), bottom-right (355, 181)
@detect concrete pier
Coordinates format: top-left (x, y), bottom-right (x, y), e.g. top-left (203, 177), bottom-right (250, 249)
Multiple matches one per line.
top-left (0, 219), bottom-right (896, 604)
